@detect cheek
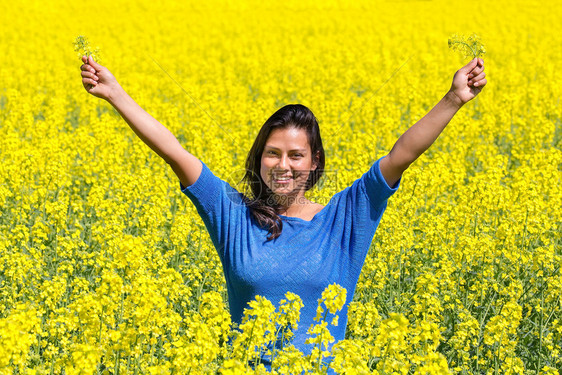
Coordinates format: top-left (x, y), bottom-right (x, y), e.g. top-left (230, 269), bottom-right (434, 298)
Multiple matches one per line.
top-left (295, 160), bottom-right (313, 173)
top-left (260, 159), bottom-right (270, 179)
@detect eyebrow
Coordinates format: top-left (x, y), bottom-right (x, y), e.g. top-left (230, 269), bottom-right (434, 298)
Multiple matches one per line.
top-left (264, 146), bottom-right (307, 152)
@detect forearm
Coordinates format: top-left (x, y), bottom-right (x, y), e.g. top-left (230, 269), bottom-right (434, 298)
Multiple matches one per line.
top-left (107, 85), bottom-right (182, 163)
top-left (389, 91), bottom-right (463, 167)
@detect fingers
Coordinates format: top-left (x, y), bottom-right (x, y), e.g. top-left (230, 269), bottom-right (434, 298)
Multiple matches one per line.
top-left (469, 66), bottom-right (483, 77)
top-left (87, 55), bottom-right (103, 69)
top-left (81, 70), bottom-right (99, 81)
top-left (473, 78), bottom-right (487, 88)
top-left (81, 55), bottom-right (103, 72)
top-left (468, 58), bottom-right (485, 87)
top-left (80, 62), bottom-right (99, 88)
top-left (80, 55), bottom-right (104, 93)
top-left (81, 71), bottom-right (98, 85)
top-left (468, 61), bottom-right (484, 77)
top-left (81, 56), bottom-right (96, 72)
top-left (80, 63), bottom-right (96, 74)
top-left (82, 77), bottom-right (98, 87)
top-left (468, 71), bottom-right (486, 86)
top-left (460, 58), bottom-right (479, 73)
top-left (463, 57), bottom-right (485, 77)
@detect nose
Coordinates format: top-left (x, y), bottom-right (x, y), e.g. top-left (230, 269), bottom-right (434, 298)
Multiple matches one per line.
top-left (277, 154), bottom-right (289, 171)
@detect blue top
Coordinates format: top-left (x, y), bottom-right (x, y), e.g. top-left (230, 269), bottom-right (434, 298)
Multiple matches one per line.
top-left (180, 155), bottom-right (400, 363)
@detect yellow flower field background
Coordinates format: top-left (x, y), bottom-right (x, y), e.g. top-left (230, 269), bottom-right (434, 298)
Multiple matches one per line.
top-left (0, 0), bottom-right (561, 373)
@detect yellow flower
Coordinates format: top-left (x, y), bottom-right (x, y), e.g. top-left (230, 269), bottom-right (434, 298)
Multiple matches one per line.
top-left (1, 0), bottom-right (561, 372)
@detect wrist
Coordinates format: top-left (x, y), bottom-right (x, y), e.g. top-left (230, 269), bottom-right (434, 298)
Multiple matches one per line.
top-left (445, 90), bottom-right (465, 110)
top-left (107, 84), bottom-right (125, 104)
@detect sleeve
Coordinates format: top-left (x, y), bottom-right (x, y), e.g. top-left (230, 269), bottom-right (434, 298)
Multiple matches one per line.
top-left (342, 155), bottom-right (401, 276)
top-left (359, 154), bottom-right (401, 209)
top-left (179, 160), bottom-right (244, 260)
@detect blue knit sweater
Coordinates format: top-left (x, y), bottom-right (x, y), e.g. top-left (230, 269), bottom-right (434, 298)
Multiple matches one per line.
top-left (180, 155), bottom-right (400, 365)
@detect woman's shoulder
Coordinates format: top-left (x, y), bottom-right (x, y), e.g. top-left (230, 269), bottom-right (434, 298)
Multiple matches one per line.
top-left (181, 161), bottom-right (250, 210)
top-left (303, 202), bottom-right (325, 221)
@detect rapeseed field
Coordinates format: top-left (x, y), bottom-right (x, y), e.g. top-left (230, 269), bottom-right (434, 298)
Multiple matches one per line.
top-left (0, 0), bottom-right (560, 373)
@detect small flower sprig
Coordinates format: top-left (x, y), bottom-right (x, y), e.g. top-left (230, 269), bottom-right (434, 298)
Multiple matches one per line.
top-left (73, 35), bottom-right (102, 63)
top-left (306, 284), bottom-right (347, 372)
top-left (448, 33), bottom-right (486, 59)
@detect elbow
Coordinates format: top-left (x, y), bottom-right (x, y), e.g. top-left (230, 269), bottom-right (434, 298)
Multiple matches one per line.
top-left (161, 141), bottom-right (185, 166)
top-left (162, 154), bottom-right (173, 165)
top-left (387, 149), bottom-right (416, 171)
top-left (389, 138), bottom-right (422, 169)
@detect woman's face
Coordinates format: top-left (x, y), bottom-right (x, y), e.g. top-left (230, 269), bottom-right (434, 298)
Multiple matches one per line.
top-left (260, 127), bottom-right (318, 199)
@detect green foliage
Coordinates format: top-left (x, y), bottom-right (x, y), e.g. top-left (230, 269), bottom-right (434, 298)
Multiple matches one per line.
top-left (448, 33), bottom-right (486, 59)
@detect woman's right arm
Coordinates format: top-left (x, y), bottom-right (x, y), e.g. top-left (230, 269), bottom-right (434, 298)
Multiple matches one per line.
top-left (79, 55), bottom-right (202, 187)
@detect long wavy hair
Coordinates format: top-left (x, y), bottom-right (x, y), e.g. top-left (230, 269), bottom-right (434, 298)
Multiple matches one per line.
top-left (242, 104), bottom-right (325, 241)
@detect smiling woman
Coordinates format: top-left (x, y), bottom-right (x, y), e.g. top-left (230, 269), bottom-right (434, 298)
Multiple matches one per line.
top-left (79, 54), bottom-right (486, 371)
top-left (243, 104), bottom-right (326, 240)
top-left (260, 127), bottom-right (326, 221)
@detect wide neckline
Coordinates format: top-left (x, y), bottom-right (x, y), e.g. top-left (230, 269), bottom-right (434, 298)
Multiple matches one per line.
top-left (278, 202), bottom-right (331, 223)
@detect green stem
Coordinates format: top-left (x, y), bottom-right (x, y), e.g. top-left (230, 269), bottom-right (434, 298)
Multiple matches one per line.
top-left (450, 41), bottom-right (477, 59)
top-left (243, 319), bottom-right (256, 368)
top-left (316, 309), bottom-right (329, 373)
top-left (537, 286), bottom-right (544, 374)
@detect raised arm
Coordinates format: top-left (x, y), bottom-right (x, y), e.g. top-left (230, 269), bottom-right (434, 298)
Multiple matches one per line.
top-left (379, 58), bottom-right (487, 187)
top-left (79, 55), bottom-right (202, 187)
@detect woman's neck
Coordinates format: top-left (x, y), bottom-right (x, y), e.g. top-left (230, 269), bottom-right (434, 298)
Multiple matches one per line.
top-left (273, 193), bottom-right (310, 215)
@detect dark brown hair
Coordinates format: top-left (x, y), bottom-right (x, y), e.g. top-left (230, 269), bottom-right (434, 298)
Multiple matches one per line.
top-left (242, 104), bottom-right (325, 241)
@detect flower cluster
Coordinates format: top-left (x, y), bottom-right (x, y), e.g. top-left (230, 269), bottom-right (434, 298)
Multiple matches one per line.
top-left (448, 33), bottom-right (486, 59)
top-left (73, 35), bottom-right (102, 62)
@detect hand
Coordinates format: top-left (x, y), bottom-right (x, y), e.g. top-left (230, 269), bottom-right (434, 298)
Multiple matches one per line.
top-left (80, 55), bottom-right (119, 101)
top-left (448, 58), bottom-right (487, 106)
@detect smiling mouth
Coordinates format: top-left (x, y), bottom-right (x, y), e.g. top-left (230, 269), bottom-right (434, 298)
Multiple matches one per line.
top-left (272, 177), bottom-right (292, 184)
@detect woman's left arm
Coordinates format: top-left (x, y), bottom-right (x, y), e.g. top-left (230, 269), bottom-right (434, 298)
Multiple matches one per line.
top-left (379, 58), bottom-right (487, 187)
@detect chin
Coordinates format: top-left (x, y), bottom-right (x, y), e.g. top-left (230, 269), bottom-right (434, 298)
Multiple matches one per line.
top-left (271, 187), bottom-right (293, 194)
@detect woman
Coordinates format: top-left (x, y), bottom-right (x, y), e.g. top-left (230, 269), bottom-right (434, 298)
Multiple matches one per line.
top-left (80, 55), bottom-right (486, 367)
